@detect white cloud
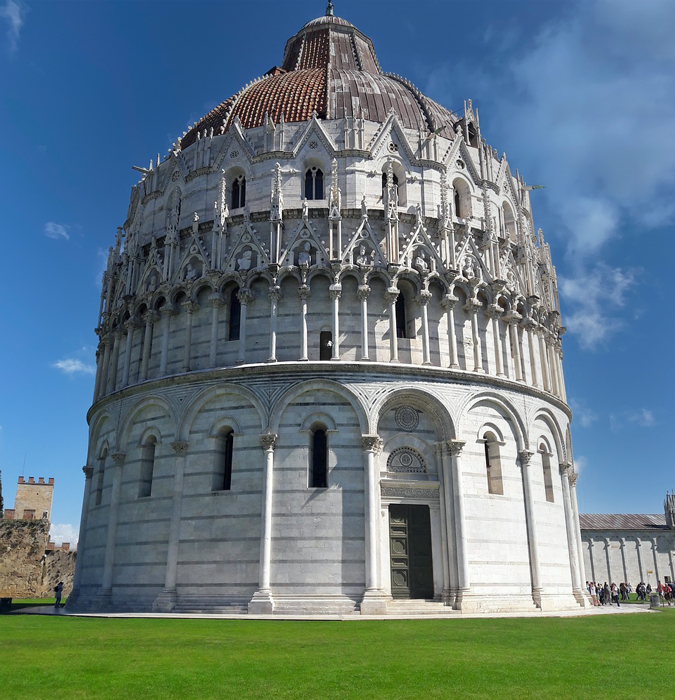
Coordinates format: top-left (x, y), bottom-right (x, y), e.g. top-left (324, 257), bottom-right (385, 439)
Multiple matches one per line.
top-left (50, 523), bottom-right (79, 548)
top-left (569, 399), bottom-right (598, 428)
top-left (0, 0), bottom-right (24, 55)
top-left (51, 358), bottom-right (95, 376)
top-left (559, 264), bottom-right (637, 349)
top-left (610, 408), bottom-right (656, 431)
top-left (574, 455), bottom-right (587, 474)
top-left (44, 222), bottom-right (70, 241)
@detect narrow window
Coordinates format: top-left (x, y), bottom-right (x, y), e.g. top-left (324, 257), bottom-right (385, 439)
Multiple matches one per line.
top-left (454, 190), bottom-right (461, 218)
top-left (541, 447), bottom-right (554, 503)
top-left (229, 288), bottom-right (241, 341)
top-left (395, 293), bottom-right (407, 339)
top-left (231, 176), bottom-right (246, 209)
top-left (95, 452), bottom-right (106, 506)
top-left (138, 437), bottom-right (156, 498)
top-left (381, 172), bottom-right (399, 200)
top-left (305, 167), bottom-right (324, 200)
top-left (320, 331), bottom-right (332, 361)
top-left (213, 430), bottom-right (234, 491)
top-left (484, 433), bottom-right (503, 495)
top-left (310, 428), bottom-right (328, 488)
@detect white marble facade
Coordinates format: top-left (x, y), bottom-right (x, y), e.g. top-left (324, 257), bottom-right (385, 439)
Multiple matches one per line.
top-left (68, 10), bottom-right (587, 614)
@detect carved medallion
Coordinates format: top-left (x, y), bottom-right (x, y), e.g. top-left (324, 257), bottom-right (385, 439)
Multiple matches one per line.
top-left (395, 406), bottom-right (419, 431)
top-left (387, 447), bottom-right (426, 474)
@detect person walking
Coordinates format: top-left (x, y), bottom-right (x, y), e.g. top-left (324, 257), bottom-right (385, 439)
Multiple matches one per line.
top-left (54, 582), bottom-right (64, 609)
top-left (611, 582), bottom-right (620, 607)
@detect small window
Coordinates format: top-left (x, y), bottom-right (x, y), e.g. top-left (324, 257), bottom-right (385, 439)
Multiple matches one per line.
top-left (138, 437), bottom-right (156, 498)
top-left (320, 331), bottom-right (332, 361)
top-left (454, 190), bottom-right (461, 219)
top-left (395, 294), bottom-right (407, 339)
top-left (229, 288), bottom-right (241, 341)
top-left (484, 433), bottom-right (503, 495)
top-left (541, 446), bottom-right (554, 503)
top-left (213, 430), bottom-right (234, 491)
top-left (304, 167), bottom-right (324, 200)
top-left (382, 172), bottom-right (399, 200)
top-left (310, 428), bottom-right (328, 488)
top-left (231, 175), bottom-right (246, 209)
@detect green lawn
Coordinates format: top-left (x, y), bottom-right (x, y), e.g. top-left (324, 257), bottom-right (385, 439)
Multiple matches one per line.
top-left (0, 610), bottom-right (673, 700)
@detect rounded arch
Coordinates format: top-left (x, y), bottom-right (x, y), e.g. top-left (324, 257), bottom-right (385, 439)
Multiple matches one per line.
top-left (530, 408), bottom-right (567, 462)
top-left (208, 416), bottom-right (243, 437)
top-left (457, 391), bottom-right (527, 452)
top-left (179, 383), bottom-right (266, 441)
top-left (371, 387), bottom-right (456, 441)
top-left (300, 411), bottom-right (338, 433)
top-left (476, 421), bottom-right (506, 445)
top-left (192, 280), bottom-right (215, 304)
top-left (379, 158), bottom-right (407, 207)
top-left (270, 379), bottom-right (368, 435)
top-left (87, 409), bottom-right (115, 464)
top-left (452, 175), bottom-right (473, 219)
top-left (118, 396), bottom-right (179, 450)
top-left (307, 267), bottom-right (333, 285)
top-left (501, 200), bottom-right (517, 242)
top-left (138, 426), bottom-right (162, 447)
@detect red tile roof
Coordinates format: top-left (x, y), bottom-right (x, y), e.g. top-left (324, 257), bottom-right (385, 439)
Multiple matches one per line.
top-left (180, 13), bottom-right (457, 150)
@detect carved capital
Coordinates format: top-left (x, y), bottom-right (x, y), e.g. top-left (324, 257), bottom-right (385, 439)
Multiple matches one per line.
top-left (210, 294), bottom-right (224, 308)
top-left (298, 285), bottom-right (311, 301)
top-left (237, 290), bottom-right (253, 305)
top-left (559, 461), bottom-right (571, 476)
top-left (170, 441), bottom-right (189, 457)
top-left (361, 435), bottom-right (382, 454)
top-left (124, 319), bottom-right (139, 332)
top-left (182, 300), bottom-right (197, 314)
top-left (503, 311), bottom-right (522, 325)
top-left (83, 466), bottom-right (94, 479)
top-left (357, 285), bottom-right (371, 301)
top-left (486, 303), bottom-right (503, 319)
top-left (268, 286), bottom-right (281, 302)
top-left (441, 294), bottom-right (458, 310)
top-left (447, 439), bottom-right (465, 457)
top-left (110, 452), bottom-right (126, 466)
top-left (143, 310), bottom-right (159, 325)
top-left (329, 285), bottom-right (342, 301)
top-left (416, 290), bottom-right (432, 306)
top-left (160, 306), bottom-right (174, 318)
top-left (259, 433), bottom-right (277, 451)
top-left (519, 450), bottom-right (534, 467)
top-left (569, 471), bottom-right (578, 486)
top-left (384, 287), bottom-right (400, 303)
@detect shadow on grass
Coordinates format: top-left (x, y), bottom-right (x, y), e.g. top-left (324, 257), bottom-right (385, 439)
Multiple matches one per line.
top-left (0, 598), bottom-right (62, 614)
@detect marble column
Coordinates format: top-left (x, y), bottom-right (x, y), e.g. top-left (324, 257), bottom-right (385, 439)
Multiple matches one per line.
top-left (121, 320), bottom-right (136, 387)
top-left (267, 286), bottom-right (281, 362)
top-left (360, 435), bottom-right (388, 614)
top-left (93, 345), bottom-right (103, 401)
top-left (465, 300), bottom-right (483, 372)
top-left (560, 463), bottom-right (584, 600)
top-left (107, 331), bottom-right (122, 393)
top-left (98, 336), bottom-right (112, 399)
top-left (505, 313), bottom-right (523, 381)
top-left (519, 450), bottom-right (543, 608)
top-left (441, 294), bottom-right (459, 369)
top-left (159, 306), bottom-right (173, 376)
top-left (249, 433), bottom-right (277, 614)
top-left (418, 290), bottom-right (432, 365)
top-left (488, 304), bottom-right (505, 377)
top-left (524, 320), bottom-right (540, 388)
top-left (66, 466), bottom-right (94, 608)
top-left (236, 291), bottom-right (252, 364)
top-left (329, 285), bottom-right (342, 360)
top-left (153, 441), bottom-right (188, 612)
top-left (438, 442), bottom-right (456, 604)
top-left (181, 301), bottom-right (196, 372)
top-left (298, 284), bottom-right (310, 361)
top-left (209, 295), bottom-right (223, 367)
top-left (385, 287), bottom-right (399, 363)
top-left (139, 311), bottom-right (158, 382)
top-left (449, 440), bottom-right (471, 605)
top-left (98, 452), bottom-right (125, 607)
top-left (570, 472), bottom-right (587, 584)
top-left (357, 284), bottom-right (370, 361)
top-left (538, 329), bottom-right (550, 392)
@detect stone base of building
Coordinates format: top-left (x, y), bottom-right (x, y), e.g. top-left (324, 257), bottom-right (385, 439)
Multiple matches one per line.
top-left (248, 589), bottom-right (275, 614)
top-left (359, 590), bottom-right (390, 615)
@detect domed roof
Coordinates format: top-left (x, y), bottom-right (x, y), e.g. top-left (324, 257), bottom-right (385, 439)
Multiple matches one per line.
top-left (180, 10), bottom-right (457, 150)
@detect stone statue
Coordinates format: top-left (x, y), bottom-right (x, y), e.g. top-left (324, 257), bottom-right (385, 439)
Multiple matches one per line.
top-left (185, 263), bottom-right (197, 281)
top-left (462, 255), bottom-right (479, 280)
top-left (356, 244), bottom-right (371, 267)
top-left (297, 241), bottom-right (312, 266)
top-left (237, 249), bottom-right (252, 271)
top-left (414, 250), bottom-right (428, 273)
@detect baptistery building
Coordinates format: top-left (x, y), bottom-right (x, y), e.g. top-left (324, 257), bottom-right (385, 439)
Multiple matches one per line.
top-left (69, 6), bottom-right (588, 614)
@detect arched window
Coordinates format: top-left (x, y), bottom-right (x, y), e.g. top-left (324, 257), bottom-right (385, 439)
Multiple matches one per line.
top-left (483, 432), bottom-right (503, 495)
top-left (231, 175), bottom-right (246, 209)
top-left (540, 444), bottom-right (554, 503)
top-left (229, 288), bottom-right (241, 341)
top-left (213, 429), bottom-right (234, 491)
top-left (395, 293), bottom-right (407, 339)
top-left (304, 167), bottom-right (324, 200)
top-left (94, 450), bottom-right (106, 506)
top-left (309, 427), bottom-right (328, 488)
top-left (319, 330), bottom-right (333, 361)
top-left (453, 179), bottom-right (471, 219)
top-left (138, 436), bottom-right (156, 498)
top-left (382, 172), bottom-right (400, 200)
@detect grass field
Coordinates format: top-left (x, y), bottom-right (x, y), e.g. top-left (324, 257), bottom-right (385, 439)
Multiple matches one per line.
top-left (1, 608), bottom-right (673, 700)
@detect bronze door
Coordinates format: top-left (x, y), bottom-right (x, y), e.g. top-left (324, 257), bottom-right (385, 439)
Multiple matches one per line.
top-left (389, 504), bottom-right (434, 599)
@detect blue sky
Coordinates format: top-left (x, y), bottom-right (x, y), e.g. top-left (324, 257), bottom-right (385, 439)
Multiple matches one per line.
top-left (1, 0), bottom-right (673, 544)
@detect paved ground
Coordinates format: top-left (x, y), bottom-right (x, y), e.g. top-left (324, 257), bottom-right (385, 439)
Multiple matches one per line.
top-left (11, 603), bottom-right (658, 621)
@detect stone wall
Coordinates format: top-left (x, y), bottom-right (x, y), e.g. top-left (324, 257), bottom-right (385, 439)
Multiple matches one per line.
top-left (0, 519), bottom-right (50, 598)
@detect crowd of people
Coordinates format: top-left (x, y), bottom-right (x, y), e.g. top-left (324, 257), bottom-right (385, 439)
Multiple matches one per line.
top-left (586, 579), bottom-right (674, 606)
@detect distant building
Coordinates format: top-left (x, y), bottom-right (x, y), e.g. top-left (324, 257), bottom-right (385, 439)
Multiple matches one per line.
top-left (70, 6), bottom-right (587, 615)
top-left (580, 493), bottom-right (675, 586)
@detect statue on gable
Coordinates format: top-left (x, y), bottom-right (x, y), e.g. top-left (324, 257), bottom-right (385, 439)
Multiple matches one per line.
top-left (297, 241), bottom-right (312, 267)
top-left (237, 249), bottom-right (253, 271)
top-left (462, 254), bottom-right (479, 281)
top-left (185, 262), bottom-right (198, 282)
top-left (356, 244), bottom-right (372, 267)
top-left (302, 198), bottom-right (309, 221)
top-left (361, 195), bottom-right (368, 220)
top-left (414, 250), bottom-right (429, 273)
